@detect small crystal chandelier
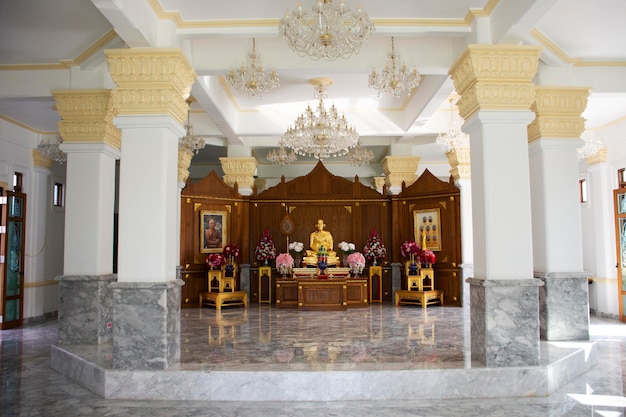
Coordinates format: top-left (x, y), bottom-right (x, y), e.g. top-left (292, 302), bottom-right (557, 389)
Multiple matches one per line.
top-left (278, 0), bottom-right (375, 61)
top-left (282, 77), bottom-right (359, 160)
top-left (37, 134), bottom-right (66, 164)
top-left (369, 37), bottom-right (421, 98)
top-left (226, 38), bottom-right (279, 98)
top-left (267, 140), bottom-right (298, 166)
top-left (436, 98), bottom-right (469, 152)
top-left (179, 101), bottom-right (206, 155)
top-left (346, 139), bottom-right (374, 165)
top-left (577, 135), bottom-right (604, 160)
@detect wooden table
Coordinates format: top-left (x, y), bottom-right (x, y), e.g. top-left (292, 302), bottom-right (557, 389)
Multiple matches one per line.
top-left (276, 277), bottom-right (368, 310)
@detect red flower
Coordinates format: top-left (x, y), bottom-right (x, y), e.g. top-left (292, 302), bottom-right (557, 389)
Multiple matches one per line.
top-left (205, 253), bottom-right (225, 269)
top-left (363, 229), bottom-right (387, 262)
top-left (255, 228), bottom-right (276, 263)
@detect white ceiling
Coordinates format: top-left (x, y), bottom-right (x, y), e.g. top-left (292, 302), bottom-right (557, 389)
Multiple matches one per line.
top-left (1, 0), bottom-right (625, 171)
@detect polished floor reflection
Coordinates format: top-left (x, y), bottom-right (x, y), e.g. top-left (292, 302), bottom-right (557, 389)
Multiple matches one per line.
top-left (3, 304), bottom-right (626, 416)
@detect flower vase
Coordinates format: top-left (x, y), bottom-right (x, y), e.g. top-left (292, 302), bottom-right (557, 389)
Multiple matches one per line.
top-left (294, 253), bottom-right (301, 268)
top-left (342, 254), bottom-right (348, 267)
top-left (372, 258), bottom-right (377, 266)
top-left (225, 263), bottom-right (235, 276)
top-left (318, 260), bottom-right (328, 277)
top-left (264, 258), bottom-right (269, 266)
top-left (408, 263), bottom-right (418, 275)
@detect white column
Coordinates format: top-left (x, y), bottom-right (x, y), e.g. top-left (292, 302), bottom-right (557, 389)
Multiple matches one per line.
top-left (116, 116), bottom-right (183, 283)
top-left (62, 144), bottom-right (119, 275)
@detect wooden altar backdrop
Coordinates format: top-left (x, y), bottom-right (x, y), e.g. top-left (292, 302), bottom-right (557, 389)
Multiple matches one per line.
top-left (180, 162), bottom-right (462, 308)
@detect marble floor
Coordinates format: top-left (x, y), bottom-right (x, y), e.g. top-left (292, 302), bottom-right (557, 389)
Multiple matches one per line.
top-left (2, 303), bottom-right (626, 416)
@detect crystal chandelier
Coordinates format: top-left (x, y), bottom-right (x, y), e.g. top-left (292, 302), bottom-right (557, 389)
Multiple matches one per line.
top-left (226, 38), bottom-right (279, 98)
top-left (278, 0), bottom-right (375, 61)
top-left (179, 101), bottom-right (206, 155)
top-left (37, 134), bottom-right (66, 164)
top-left (267, 140), bottom-right (298, 166)
top-left (346, 139), bottom-right (374, 165)
top-left (369, 37), bottom-right (421, 98)
top-left (282, 78), bottom-right (359, 160)
top-left (436, 98), bottom-right (469, 152)
top-left (577, 135), bottom-right (604, 160)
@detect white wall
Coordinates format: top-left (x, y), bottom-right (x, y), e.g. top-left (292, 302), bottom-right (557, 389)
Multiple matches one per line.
top-left (580, 119), bottom-right (626, 318)
top-left (0, 118), bottom-right (65, 321)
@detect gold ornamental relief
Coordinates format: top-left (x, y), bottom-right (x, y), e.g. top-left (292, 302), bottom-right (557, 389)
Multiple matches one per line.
top-left (223, 175), bottom-right (255, 189)
top-left (52, 90), bottom-right (117, 121)
top-left (527, 116), bottom-right (586, 142)
top-left (532, 87), bottom-right (590, 115)
top-left (57, 120), bottom-right (121, 148)
top-left (32, 149), bottom-right (54, 168)
top-left (457, 82), bottom-right (536, 120)
top-left (110, 88), bottom-right (188, 125)
top-left (178, 149), bottom-right (193, 183)
top-left (105, 49), bottom-right (196, 98)
top-left (219, 157), bottom-right (257, 176)
top-left (382, 156), bottom-right (421, 175)
top-left (585, 147), bottom-right (607, 165)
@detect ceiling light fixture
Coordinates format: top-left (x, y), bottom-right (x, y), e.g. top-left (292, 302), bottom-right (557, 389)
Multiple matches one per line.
top-left (346, 139), bottom-right (374, 165)
top-left (226, 38), bottom-right (279, 98)
top-left (282, 77), bottom-right (359, 160)
top-left (179, 100), bottom-right (206, 155)
top-left (436, 98), bottom-right (469, 152)
top-left (369, 37), bottom-right (420, 98)
top-left (278, 0), bottom-right (375, 61)
top-left (267, 140), bottom-right (298, 166)
top-left (37, 134), bottom-right (66, 164)
top-left (577, 135), bottom-right (604, 160)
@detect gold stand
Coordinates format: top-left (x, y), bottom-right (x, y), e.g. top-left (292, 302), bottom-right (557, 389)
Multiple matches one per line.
top-left (259, 266), bottom-right (272, 304)
top-left (369, 265), bottom-right (382, 303)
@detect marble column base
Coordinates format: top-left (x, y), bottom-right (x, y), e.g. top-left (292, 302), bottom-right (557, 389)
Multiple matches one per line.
top-left (240, 264), bottom-right (250, 293)
top-left (56, 274), bottom-right (117, 345)
top-left (536, 272), bottom-right (591, 341)
top-left (109, 280), bottom-right (184, 370)
top-left (468, 277), bottom-right (543, 367)
top-left (391, 262), bottom-right (402, 295)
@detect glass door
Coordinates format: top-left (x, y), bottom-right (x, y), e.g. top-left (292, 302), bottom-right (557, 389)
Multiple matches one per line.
top-left (614, 188), bottom-right (626, 322)
top-left (1, 190), bottom-right (26, 329)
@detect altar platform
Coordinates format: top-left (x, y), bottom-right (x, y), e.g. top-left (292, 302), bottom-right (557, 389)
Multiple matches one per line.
top-left (50, 304), bottom-right (598, 401)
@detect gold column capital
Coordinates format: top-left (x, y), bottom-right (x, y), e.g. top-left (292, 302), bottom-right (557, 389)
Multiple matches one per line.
top-left (32, 149), bottom-right (54, 169)
top-left (178, 149), bottom-right (193, 183)
top-left (382, 156), bottom-right (421, 191)
top-left (52, 89), bottom-right (121, 149)
top-left (373, 176), bottom-right (386, 193)
top-left (527, 86), bottom-right (591, 142)
top-left (219, 157), bottom-right (257, 190)
top-left (104, 48), bottom-right (196, 125)
top-left (585, 147), bottom-right (607, 165)
top-left (449, 44), bottom-right (543, 120)
top-left (447, 146), bottom-right (471, 181)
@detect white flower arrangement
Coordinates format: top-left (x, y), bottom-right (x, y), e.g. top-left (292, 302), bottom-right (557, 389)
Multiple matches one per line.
top-left (289, 241), bottom-right (304, 253)
top-left (338, 241), bottom-right (355, 254)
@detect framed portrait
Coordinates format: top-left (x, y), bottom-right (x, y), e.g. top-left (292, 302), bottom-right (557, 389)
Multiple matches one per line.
top-left (414, 209), bottom-right (441, 251)
top-left (200, 210), bottom-right (227, 253)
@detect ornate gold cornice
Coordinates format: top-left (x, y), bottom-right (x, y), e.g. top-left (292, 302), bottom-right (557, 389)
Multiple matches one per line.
top-left (219, 157), bottom-right (257, 189)
top-left (32, 149), bottom-right (54, 169)
top-left (449, 45), bottom-right (542, 120)
top-left (527, 86), bottom-right (591, 142)
top-left (382, 156), bottom-right (421, 190)
top-left (52, 90), bottom-right (121, 149)
top-left (104, 49), bottom-right (196, 125)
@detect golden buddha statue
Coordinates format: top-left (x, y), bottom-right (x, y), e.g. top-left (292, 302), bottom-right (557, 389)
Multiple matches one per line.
top-left (303, 219), bottom-right (339, 266)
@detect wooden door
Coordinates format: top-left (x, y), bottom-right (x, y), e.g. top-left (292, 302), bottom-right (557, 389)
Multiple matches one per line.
top-left (614, 188), bottom-right (626, 322)
top-left (1, 190), bottom-right (26, 329)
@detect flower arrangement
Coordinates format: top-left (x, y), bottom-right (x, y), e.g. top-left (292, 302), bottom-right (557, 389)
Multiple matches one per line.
top-left (362, 229), bottom-right (386, 264)
top-left (400, 240), bottom-right (421, 264)
top-left (276, 253), bottom-right (294, 276)
top-left (338, 241), bottom-right (356, 254)
top-left (347, 251), bottom-right (366, 275)
top-left (288, 241), bottom-right (304, 254)
top-left (205, 253), bottom-right (225, 269)
top-left (422, 249), bottom-right (436, 265)
top-left (255, 228), bottom-right (276, 265)
top-left (222, 243), bottom-right (240, 264)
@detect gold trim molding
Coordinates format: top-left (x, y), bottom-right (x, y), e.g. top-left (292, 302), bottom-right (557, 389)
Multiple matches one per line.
top-left (52, 90), bottom-right (121, 149)
top-left (585, 147), bottom-right (607, 165)
top-left (446, 146), bottom-right (471, 181)
top-left (178, 149), bottom-right (193, 183)
top-left (382, 156), bottom-right (421, 190)
top-left (449, 45), bottom-right (542, 120)
top-left (527, 86), bottom-right (591, 142)
top-left (32, 149), bottom-right (54, 169)
top-left (104, 49), bottom-right (196, 125)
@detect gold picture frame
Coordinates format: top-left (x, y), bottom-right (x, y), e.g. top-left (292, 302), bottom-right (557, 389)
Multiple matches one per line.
top-left (200, 210), bottom-right (227, 253)
top-left (414, 209), bottom-right (441, 251)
